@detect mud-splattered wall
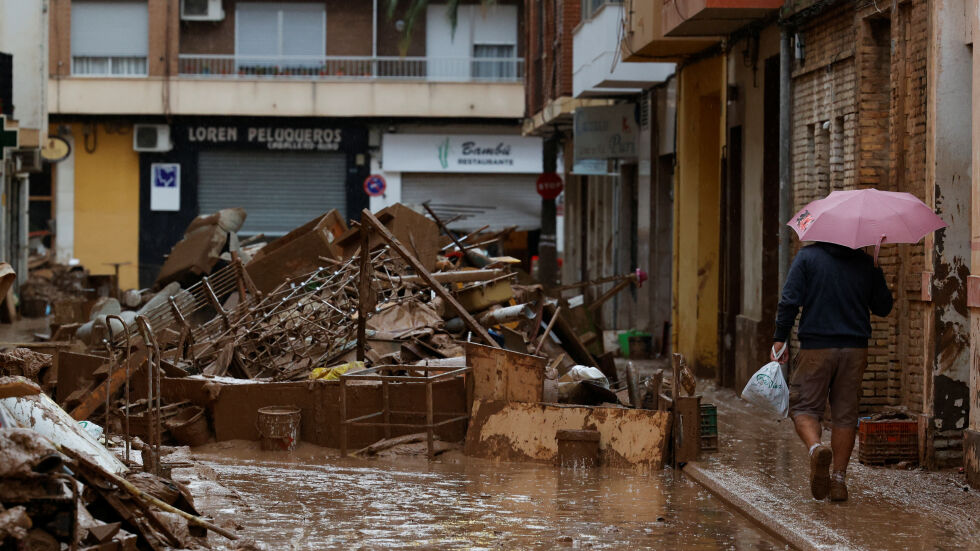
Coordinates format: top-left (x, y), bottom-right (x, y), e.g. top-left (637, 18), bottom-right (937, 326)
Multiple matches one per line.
top-left (925, 0), bottom-right (973, 468)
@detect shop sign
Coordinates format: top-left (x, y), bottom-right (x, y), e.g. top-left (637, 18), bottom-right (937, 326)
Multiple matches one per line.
top-left (181, 124), bottom-right (349, 152)
top-left (573, 104), bottom-right (638, 161)
top-left (382, 134), bottom-right (542, 173)
top-left (363, 174), bottom-right (387, 197)
top-left (150, 163), bottom-right (180, 211)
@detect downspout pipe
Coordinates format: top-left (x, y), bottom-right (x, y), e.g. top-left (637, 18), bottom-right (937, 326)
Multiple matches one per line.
top-left (778, 27), bottom-right (793, 287)
top-left (372, 0), bottom-right (378, 58)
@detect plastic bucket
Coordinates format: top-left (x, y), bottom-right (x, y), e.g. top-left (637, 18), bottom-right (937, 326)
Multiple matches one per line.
top-left (166, 406), bottom-right (211, 447)
top-left (256, 406), bottom-right (301, 451)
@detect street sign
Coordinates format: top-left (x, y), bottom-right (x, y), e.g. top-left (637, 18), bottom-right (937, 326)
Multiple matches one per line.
top-left (363, 174), bottom-right (387, 197)
top-left (150, 163), bottom-right (181, 211)
top-left (536, 172), bottom-right (563, 200)
top-left (0, 116), bottom-right (17, 161)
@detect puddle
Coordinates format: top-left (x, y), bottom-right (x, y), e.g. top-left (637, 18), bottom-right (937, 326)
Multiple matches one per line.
top-left (184, 442), bottom-right (782, 550)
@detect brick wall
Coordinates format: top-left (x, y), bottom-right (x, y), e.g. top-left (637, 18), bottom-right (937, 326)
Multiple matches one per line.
top-left (525, 0), bottom-right (579, 116)
top-left (790, 0), bottom-right (929, 415)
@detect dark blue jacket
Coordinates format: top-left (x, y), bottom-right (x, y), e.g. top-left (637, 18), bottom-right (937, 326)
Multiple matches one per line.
top-left (774, 242), bottom-right (893, 349)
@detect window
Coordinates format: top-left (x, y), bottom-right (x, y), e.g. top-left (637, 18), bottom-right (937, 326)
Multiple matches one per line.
top-left (71, 1), bottom-right (148, 76)
top-left (472, 44), bottom-right (516, 79)
top-left (236, 3), bottom-right (325, 73)
top-left (581, 0), bottom-right (622, 20)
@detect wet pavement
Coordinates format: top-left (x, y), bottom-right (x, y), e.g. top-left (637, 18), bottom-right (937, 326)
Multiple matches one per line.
top-left (695, 381), bottom-right (980, 551)
top-left (178, 441), bottom-right (784, 550)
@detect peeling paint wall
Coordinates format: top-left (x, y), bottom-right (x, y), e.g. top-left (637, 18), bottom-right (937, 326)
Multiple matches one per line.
top-left (927, 0), bottom-right (973, 460)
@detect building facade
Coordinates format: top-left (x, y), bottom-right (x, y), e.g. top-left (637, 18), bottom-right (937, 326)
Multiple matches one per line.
top-left (0, 0), bottom-right (49, 289)
top-left (623, 0), bottom-right (980, 481)
top-left (47, 0), bottom-right (528, 288)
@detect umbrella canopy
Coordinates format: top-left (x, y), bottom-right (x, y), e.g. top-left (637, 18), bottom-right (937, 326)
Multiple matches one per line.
top-left (788, 188), bottom-right (946, 249)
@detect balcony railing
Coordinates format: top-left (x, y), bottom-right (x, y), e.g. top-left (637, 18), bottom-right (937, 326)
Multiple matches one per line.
top-left (177, 55), bottom-right (525, 83)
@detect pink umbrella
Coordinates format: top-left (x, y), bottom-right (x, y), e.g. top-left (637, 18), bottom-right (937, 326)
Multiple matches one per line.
top-left (788, 188), bottom-right (947, 262)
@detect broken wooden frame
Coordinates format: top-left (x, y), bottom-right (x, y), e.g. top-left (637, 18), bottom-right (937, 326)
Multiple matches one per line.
top-left (338, 364), bottom-right (471, 460)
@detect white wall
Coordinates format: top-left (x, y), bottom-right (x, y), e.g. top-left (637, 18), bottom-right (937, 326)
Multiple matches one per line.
top-left (0, 0), bottom-right (48, 134)
top-left (55, 134), bottom-right (75, 263)
top-left (572, 4), bottom-right (673, 97)
top-left (426, 4), bottom-right (517, 79)
top-left (49, 79), bottom-right (526, 118)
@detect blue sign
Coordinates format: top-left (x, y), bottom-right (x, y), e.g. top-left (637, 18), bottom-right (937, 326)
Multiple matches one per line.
top-left (150, 163), bottom-right (181, 211)
top-left (363, 174), bottom-right (386, 197)
top-left (153, 164), bottom-right (178, 187)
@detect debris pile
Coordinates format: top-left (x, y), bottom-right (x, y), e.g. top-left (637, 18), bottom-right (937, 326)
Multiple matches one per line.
top-left (0, 381), bottom-right (237, 550)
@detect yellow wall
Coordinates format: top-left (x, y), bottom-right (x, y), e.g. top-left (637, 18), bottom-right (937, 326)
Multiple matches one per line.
top-left (71, 122), bottom-right (140, 289)
top-left (672, 55), bottom-right (726, 376)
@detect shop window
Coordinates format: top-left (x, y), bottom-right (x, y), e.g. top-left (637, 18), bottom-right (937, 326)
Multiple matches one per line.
top-left (70, 0), bottom-right (148, 76)
top-left (236, 3), bottom-right (325, 75)
top-left (472, 44), bottom-right (516, 79)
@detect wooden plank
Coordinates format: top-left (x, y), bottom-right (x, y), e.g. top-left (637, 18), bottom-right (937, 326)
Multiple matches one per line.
top-left (543, 303), bottom-right (594, 366)
top-left (356, 225), bottom-right (373, 362)
top-left (361, 209), bottom-right (499, 347)
top-left (464, 342), bottom-right (546, 403)
top-left (0, 376), bottom-right (41, 398)
top-left (55, 351), bottom-right (106, 405)
top-left (70, 350), bottom-right (146, 421)
top-left (675, 396), bottom-right (702, 464)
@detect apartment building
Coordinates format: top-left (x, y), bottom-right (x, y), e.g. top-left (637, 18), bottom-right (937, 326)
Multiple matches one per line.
top-left (621, 0), bottom-right (980, 479)
top-left (524, 0), bottom-right (673, 335)
top-left (0, 0), bottom-right (49, 289)
top-left (47, 0), bottom-right (532, 288)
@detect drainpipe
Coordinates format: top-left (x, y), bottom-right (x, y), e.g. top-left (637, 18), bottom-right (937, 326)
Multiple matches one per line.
top-left (372, 0), bottom-right (378, 76)
top-left (778, 27), bottom-right (793, 287)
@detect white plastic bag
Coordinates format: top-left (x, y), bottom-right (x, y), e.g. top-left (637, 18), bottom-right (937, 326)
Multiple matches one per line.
top-left (740, 344), bottom-right (790, 417)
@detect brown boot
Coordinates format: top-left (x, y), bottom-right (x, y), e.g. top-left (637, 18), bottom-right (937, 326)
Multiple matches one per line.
top-left (809, 444), bottom-right (832, 500)
top-left (830, 472), bottom-right (848, 502)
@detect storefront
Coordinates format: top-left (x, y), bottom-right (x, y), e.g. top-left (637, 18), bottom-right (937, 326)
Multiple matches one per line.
top-left (137, 117), bottom-right (369, 285)
top-left (378, 133), bottom-right (543, 233)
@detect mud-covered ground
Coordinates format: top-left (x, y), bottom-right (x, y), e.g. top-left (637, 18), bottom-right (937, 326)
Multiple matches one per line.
top-left (171, 441), bottom-right (783, 550)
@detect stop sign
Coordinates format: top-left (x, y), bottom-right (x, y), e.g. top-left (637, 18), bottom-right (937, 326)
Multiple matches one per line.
top-left (536, 172), bottom-right (564, 199)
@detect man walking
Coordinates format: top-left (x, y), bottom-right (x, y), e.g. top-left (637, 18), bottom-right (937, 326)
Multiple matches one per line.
top-left (771, 241), bottom-right (892, 502)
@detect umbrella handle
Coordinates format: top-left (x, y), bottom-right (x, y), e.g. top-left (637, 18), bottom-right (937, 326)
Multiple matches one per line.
top-left (874, 234), bottom-right (885, 267)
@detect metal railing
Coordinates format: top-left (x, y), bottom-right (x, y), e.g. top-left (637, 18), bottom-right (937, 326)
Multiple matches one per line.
top-left (177, 55), bottom-right (524, 83)
top-left (72, 56), bottom-right (149, 77)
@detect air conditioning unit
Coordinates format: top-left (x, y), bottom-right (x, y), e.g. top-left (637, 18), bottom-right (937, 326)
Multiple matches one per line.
top-left (12, 149), bottom-right (41, 173)
top-left (181, 0), bottom-right (224, 21)
top-left (133, 124), bottom-right (172, 152)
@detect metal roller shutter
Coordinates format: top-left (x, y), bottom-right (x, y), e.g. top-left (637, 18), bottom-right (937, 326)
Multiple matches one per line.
top-left (198, 151), bottom-right (347, 236)
top-left (402, 174), bottom-right (541, 232)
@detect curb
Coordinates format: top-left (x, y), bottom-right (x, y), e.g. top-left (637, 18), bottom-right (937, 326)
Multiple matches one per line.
top-left (682, 462), bottom-right (821, 551)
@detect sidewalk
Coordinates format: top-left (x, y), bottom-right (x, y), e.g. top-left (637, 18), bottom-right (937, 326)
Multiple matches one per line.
top-left (689, 381), bottom-right (980, 551)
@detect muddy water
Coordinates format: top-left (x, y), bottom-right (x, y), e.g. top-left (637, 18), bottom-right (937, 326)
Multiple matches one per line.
top-left (185, 443), bottom-right (782, 550)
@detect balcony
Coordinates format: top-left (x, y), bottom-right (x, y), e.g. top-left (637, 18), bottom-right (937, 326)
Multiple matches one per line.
top-left (661, 0), bottom-right (785, 37)
top-left (573, 2), bottom-right (674, 97)
top-left (621, 0), bottom-right (720, 62)
top-left (177, 55), bottom-right (524, 83)
top-left (49, 55), bottom-right (526, 119)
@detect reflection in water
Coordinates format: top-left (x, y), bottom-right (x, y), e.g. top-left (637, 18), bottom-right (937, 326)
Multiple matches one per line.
top-left (187, 444), bottom-right (780, 550)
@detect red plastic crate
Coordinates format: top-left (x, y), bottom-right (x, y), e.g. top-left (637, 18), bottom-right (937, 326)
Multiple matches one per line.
top-left (858, 419), bottom-right (918, 465)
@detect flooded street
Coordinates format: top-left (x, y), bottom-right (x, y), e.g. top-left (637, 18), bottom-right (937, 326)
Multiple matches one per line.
top-left (182, 443), bottom-right (782, 550)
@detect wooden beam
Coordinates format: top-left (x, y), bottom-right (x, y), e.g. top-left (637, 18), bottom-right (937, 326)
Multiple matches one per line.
top-left (356, 225), bottom-right (374, 362)
top-left (360, 209), bottom-right (500, 348)
top-left (70, 350), bottom-right (146, 421)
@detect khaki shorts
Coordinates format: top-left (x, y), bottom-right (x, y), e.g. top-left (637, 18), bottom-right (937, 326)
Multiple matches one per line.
top-left (788, 347), bottom-right (867, 428)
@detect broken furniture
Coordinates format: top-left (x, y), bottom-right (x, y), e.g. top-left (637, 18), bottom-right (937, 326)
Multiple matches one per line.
top-left (339, 364), bottom-right (471, 460)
